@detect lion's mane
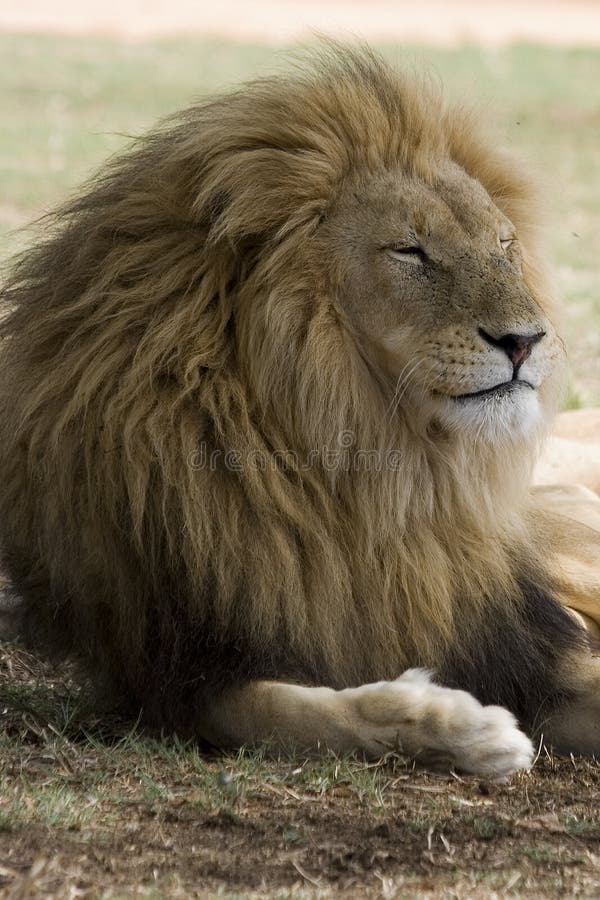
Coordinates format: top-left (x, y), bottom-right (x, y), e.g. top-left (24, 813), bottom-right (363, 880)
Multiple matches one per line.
top-left (0, 47), bottom-right (579, 729)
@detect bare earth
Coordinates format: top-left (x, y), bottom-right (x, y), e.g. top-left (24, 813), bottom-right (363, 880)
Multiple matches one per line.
top-left (1, 646), bottom-right (600, 899)
top-left (1, 0), bottom-right (600, 45)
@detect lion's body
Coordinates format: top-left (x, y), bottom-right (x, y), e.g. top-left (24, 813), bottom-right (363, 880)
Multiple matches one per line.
top-left (537, 410), bottom-right (600, 496)
top-left (1, 47), bottom-right (600, 772)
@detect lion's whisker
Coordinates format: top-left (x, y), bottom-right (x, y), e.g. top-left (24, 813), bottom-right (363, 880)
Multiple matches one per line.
top-left (385, 357), bottom-right (419, 418)
top-left (387, 357), bottom-right (430, 421)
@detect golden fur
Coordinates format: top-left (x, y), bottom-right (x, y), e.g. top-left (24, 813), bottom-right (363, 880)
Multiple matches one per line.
top-left (0, 47), bottom-right (596, 749)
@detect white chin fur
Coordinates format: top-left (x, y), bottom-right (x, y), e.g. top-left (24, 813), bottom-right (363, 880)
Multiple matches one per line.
top-left (434, 388), bottom-right (543, 442)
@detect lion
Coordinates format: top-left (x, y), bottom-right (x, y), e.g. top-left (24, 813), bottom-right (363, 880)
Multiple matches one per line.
top-left (1, 46), bottom-right (600, 779)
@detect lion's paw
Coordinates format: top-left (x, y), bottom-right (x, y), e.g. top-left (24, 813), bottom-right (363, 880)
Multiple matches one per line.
top-left (439, 697), bottom-right (534, 779)
top-left (346, 669), bottom-right (533, 779)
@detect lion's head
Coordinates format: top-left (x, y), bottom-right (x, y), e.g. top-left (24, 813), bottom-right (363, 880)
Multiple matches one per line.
top-left (0, 47), bottom-right (572, 726)
top-left (322, 159), bottom-right (563, 440)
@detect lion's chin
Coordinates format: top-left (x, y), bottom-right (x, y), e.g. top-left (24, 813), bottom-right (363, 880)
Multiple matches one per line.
top-left (432, 384), bottom-right (544, 442)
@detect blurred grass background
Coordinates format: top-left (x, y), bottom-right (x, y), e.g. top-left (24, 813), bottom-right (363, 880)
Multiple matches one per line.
top-left (1, 35), bottom-right (598, 403)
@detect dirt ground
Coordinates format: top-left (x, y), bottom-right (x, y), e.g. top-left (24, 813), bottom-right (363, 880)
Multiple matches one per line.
top-left (0, 645), bottom-right (599, 898)
top-left (1, 0), bottom-right (600, 46)
top-left (3, 769), bottom-right (600, 898)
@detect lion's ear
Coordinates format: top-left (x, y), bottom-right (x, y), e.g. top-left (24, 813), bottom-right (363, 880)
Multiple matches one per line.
top-left (195, 147), bottom-right (330, 249)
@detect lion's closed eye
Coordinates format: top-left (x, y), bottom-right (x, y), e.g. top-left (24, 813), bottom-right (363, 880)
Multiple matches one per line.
top-left (385, 246), bottom-right (427, 265)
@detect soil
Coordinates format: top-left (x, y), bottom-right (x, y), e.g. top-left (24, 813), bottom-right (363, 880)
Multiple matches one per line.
top-left (1, 646), bottom-right (600, 898)
top-left (3, 757), bottom-right (600, 897)
top-left (2, 750), bottom-right (600, 898)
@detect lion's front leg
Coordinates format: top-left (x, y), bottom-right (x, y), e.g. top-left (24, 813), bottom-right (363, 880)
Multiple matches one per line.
top-left (199, 669), bottom-right (533, 778)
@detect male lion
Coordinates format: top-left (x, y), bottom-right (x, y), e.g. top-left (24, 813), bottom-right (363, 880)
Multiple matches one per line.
top-left (1, 47), bottom-right (600, 779)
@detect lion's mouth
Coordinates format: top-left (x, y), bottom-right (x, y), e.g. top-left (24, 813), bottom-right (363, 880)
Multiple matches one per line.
top-left (451, 380), bottom-right (535, 402)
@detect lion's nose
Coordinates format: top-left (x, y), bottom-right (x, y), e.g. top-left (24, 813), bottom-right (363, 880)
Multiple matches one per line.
top-left (478, 328), bottom-right (546, 372)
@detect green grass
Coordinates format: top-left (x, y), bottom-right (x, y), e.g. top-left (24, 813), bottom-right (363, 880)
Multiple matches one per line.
top-left (1, 35), bottom-right (599, 403)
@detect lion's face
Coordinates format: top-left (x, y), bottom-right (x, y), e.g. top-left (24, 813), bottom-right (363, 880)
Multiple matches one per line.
top-left (325, 161), bottom-right (565, 440)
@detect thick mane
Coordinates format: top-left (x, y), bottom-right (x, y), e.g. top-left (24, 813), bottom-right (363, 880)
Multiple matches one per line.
top-left (0, 46), bottom-right (577, 729)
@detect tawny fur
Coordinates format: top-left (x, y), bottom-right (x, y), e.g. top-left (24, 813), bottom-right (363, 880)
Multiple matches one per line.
top-left (0, 46), bottom-right (586, 734)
